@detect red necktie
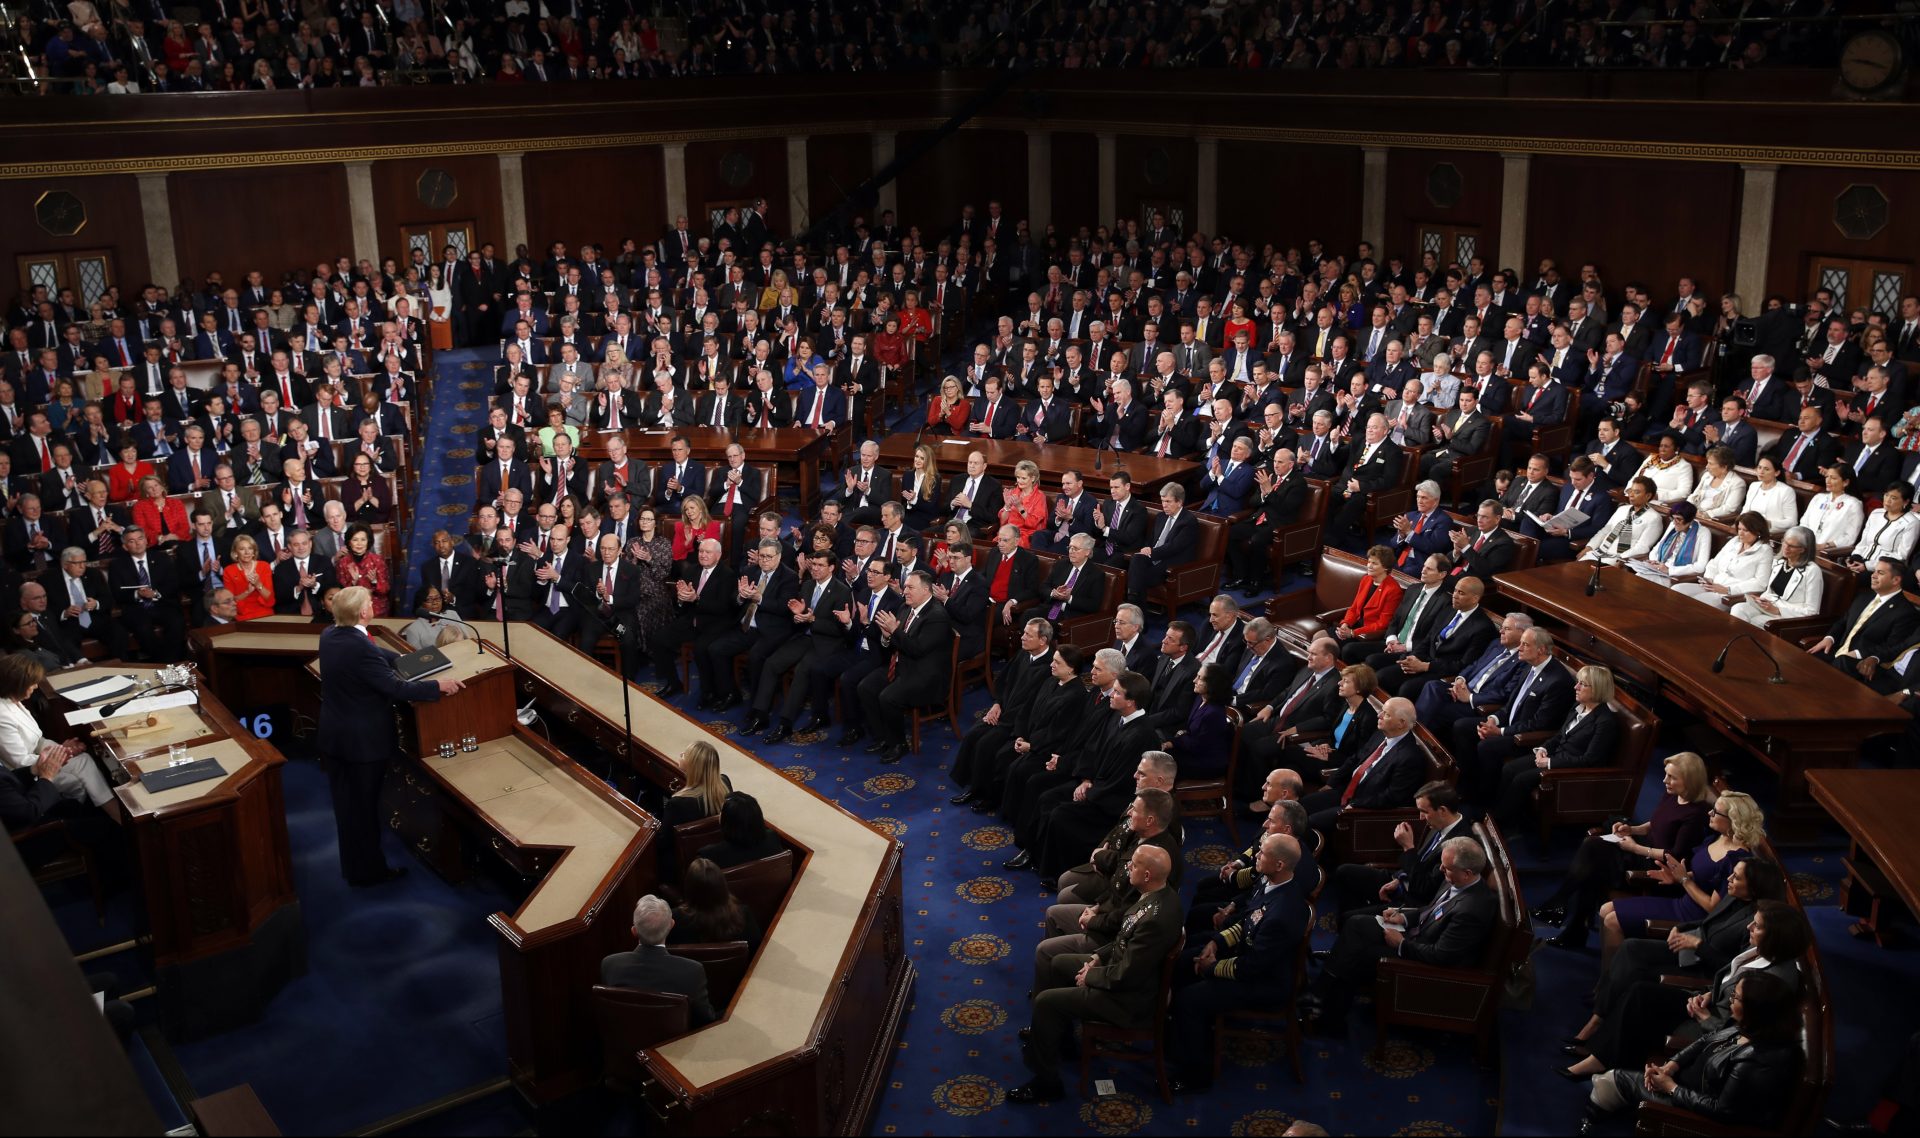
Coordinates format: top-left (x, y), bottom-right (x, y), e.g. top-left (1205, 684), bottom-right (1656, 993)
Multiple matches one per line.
top-left (1661, 338), bottom-right (1676, 365)
top-left (1341, 738), bottom-right (1392, 806)
top-left (1785, 433), bottom-right (1810, 471)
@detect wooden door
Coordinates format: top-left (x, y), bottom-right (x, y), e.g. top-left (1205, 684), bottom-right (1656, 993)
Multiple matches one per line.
top-left (1807, 256), bottom-right (1910, 317)
top-left (16, 249), bottom-right (115, 307)
top-left (1417, 224), bottom-right (1482, 278)
top-left (399, 221), bottom-right (476, 268)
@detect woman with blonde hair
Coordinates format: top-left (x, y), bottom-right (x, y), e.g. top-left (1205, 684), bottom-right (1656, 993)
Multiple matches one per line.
top-left (671, 495), bottom-right (721, 563)
top-left (998, 460), bottom-right (1048, 547)
top-left (222, 533), bottom-right (276, 621)
top-left (667, 740), bottom-right (731, 827)
top-left (1537, 751), bottom-right (1715, 949)
top-left (1598, 790), bottom-right (1761, 968)
top-left (925, 375), bottom-right (970, 435)
top-left (900, 442), bottom-right (943, 531)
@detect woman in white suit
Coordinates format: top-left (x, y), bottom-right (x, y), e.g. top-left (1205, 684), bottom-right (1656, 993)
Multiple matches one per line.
top-left (1730, 527), bottom-right (1825, 626)
top-left (1630, 502), bottom-right (1714, 585)
top-left (1685, 446), bottom-right (1746, 522)
top-left (1800, 465), bottom-right (1865, 555)
top-left (0, 655), bottom-right (115, 809)
top-left (1673, 512), bottom-right (1777, 608)
top-left (1740, 456), bottom-right (1800, 536)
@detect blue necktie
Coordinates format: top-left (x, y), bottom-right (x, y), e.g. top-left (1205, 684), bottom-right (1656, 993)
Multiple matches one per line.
top-left (1438, 611), bottom-right (1465, 641)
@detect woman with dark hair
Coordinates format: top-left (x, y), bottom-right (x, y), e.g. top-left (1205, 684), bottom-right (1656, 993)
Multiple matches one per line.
top-left (333, 524), bottom-right (392, 617)
top-left (4, 611), bottom-right (69, 673)
top-left (696, 792), bottom-right (785, 869)
top-left (1560, 899), bottom-right (1810, 1082)
top-left (669, 857), bottom-right (764, 955)
top-left (1579, 969), bottom-right (1803, 1134)
top-left (965, 644), bottom-right (1094, 814)
top-left (1591, 859), bottom-right (1787, 1006)
top-left (1164, 661), bottom-right (1233, 777)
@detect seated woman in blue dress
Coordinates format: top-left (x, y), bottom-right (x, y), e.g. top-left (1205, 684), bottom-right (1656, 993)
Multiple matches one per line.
top-left (1164, 662), bottom-right (1233, 778)
top-left (1598, 790), bottom-right (1764, 969)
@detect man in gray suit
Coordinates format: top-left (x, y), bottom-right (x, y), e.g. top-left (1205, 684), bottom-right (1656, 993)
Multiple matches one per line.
top-left (1382, 377), bottom-right (1435, 448)
top-left (310, 501), bottom-right (351, 562)
top-left (599, 895), bottom-right (717, 1027)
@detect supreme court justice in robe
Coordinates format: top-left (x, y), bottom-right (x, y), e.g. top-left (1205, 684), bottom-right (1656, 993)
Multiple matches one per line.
top-left (318, 587), bottom-right (463, 886)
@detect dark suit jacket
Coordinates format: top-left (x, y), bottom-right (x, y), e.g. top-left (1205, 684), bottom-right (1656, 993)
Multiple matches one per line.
top-left (884, 598), bottom-right (954, 703)
top-left (1227, 646), bottom-right (1297, 712)
top-left (1493, 663), bottom-right (1577, 736)
top-left (1419, 607), bottom-right (1501, 677)
top-left (946, 472), bottom-right (1004, 529)
top-left (418, 549), bottom-right (484, 614)
top-left (1331, 731), bottom-right (1424, 810)
top-left (1024, 555), bottom-right (1106, 620)
top-left (1337, 438), bottom-right (1404, 497)
top-left (599, 945), bottom-right (717, 1028)
top-left (272, 555), bottom-right (338, 614)
top-left (1399, 876), bottom-right (1498, 968)
top-left (1544, 703), bottom-right (1620, 769)
top-left (3, 514), bottom-right (68, 571)
top-left (1091, 400), bottom-right (1149, 451)
top-left (1837, 441), bottom-right (1901, 497)
top-left (1826, 591), bottom-right (1920, 662)
top-left (1764, 427), bottom-right (1842, 482)
top-left (315, 624), bottom-right (443, 764)
top-left (1141, 508), bottom-right (1200, 567)
top-left (1142, 653), bottom-right (1202, 735)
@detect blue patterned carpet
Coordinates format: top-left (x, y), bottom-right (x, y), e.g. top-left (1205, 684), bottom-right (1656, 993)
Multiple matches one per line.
top-left (33, 346), bottom-right (1907, 1137)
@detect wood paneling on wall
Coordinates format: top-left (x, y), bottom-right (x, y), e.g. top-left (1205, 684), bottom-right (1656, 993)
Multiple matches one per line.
top-left (370, 155), bottom-right (503, 258)
top-left (168, 166), bottom-right (351, 289)
top-left (520, 145), bottom-right (664, 256)
top-left (1525, 156), bottom-right (1739, 306)
top-left (1218, 142), bottom-right (1361, 254)
top-left (2, 174), bottom-right (151, 296)
top-left (803, 134), bottom-right (875, 235)
top-left (1113, 135), bottom-right (1197, 234)
top-left (1384, 149), bottom-right (1505, 266)
top-left (1765, 166), bottom-right (1920, 303)
top-left (895, 129), bottom-right (1029, 242)
top-left (1048, 131), bottom-right (1099, 234)
top-left (685, 138), bottom-right (790, 247)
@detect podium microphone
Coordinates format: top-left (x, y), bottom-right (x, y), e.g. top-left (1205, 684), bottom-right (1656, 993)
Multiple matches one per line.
top-left (1584, 563), bottom-right (1604, 597)
top-left (431, 613), bottom-right (487, 655)
top-left (1710, 632), bottom-right (1787, 685)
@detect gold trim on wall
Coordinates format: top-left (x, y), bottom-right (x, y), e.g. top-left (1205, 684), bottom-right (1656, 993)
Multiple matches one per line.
top-left (5, 117), bottom-right (1919, 181)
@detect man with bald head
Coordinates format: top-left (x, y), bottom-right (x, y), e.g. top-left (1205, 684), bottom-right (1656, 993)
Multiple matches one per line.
top-left (1008, 841), bottom-right (1183, 1105)
top-left (1301, 696), bottom-right (1427, 843)
top-left (1168, 831), bottom-right (1310, 1092)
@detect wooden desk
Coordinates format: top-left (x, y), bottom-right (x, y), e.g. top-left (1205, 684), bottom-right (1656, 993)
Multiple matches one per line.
top-left (196, 621), bottom-right (655, 1102)
top-left (1808, 769), bottom-right (1920, 939)
top-left (1495, 562), bottom-right (1908, 838)
top-left (44, 666), bottom-right (303, 1039)
top-left (574, 426), bottom-right (837, 513)
top-left (874, 434), bottom-right (1200, 497)
top-left (423, 623), bottom-right (911, 1135)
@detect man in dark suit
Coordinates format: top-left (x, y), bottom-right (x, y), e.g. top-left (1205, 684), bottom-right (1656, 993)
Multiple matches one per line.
top-left (1834, 417), bottom-right (1901, 498)
top-left (1520, 457), bottom-right (1615, 562)
top-left (527, 522), bottom-right (588, 643)
top-left (792, 364), bottom-right (847, 431)
top-left (1234, 636), bottom-right (1347, 796)
top-left (1300, 836), bottom-right (1498, 1033)
top-left (475, 435), bottom-right (535, 509)
top-left (856, 569), bottom-right (954, 763)
top-left (272, 530), bottom-right (338, 618)
top-left (3, 494), bottom-right (66, 573)
top-left (1300, 696), bottom-right (1428, 843)
top-left (315, 587), bottom-right (462, 884)
top-left (599, 895), bottom-right (718, 1027)
top-left (756, 550), bottom-right (856, 743)
top-left (1019, 533), bottom-right (1107, 629)
top-left (1032, 469), bottom-right (1100, 554)
top-left (1767, 404), bottom-right (1843, 483)
top-left (652, 435), bottom-right (708, 513)
top-left (832, 441), bottom-right (893, 527)
top-left (1126, 484), bottom-right (1200, 606)
top-left (653, 537), bottom-right (738, 700)
top-left (944, 449), bottom-right (1004, 533)
top-left (1326, 412), bottom-right (1404, 546)
top-left (105, 526), bottom-right (185, 661)
top-left (1331, 781), bottom-right (1473, 916)
top-left (417, 529), bottom-right (482, 615)
top-left (1736, 356), bottom-right (1797, 424)
top-left (1451, 628), bottom-right (1577, 807)
top-left (975, 524), bottom-right (1043, 638)
top-left (701, 538), bottom-right (800, 716)
top-left (1223, 450), bottom-right (1309, 591)
top-left (1223, 619), bottom-right (1298, 714)
top-left (1808, 556), bottom-right (1920, 681)
top-left (1803, 318), bottom-right (1862, 390)
top-left (579, 533), bottom-right (646, 669)
top-left (1418, 388), bottom-right (1491, 486)
top-left (1089, 380), bottom-right (1150, 452)
top-left (1374, 575), bottom-right (1500, 698)
top-left (1138, 621), bottom-right (1202, 738)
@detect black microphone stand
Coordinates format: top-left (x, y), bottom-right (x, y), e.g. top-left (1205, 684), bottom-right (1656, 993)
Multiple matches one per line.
top-left (567, 578), bottom-right (634, 786)
top-left (1710, 631), bottom-right (1787, 684)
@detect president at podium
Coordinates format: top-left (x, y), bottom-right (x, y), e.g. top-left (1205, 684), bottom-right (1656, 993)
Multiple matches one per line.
top-left (319, 586), bottom-right (465, 886)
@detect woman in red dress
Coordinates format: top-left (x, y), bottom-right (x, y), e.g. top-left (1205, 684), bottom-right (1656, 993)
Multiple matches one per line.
top-left (924, 375), bottom-right (971, 435)
top-left (222, 534), bottom-right (276, 621)
top-left (131, 475), bottom-right (190, 546)
top-left (997, 460), bottom-right (1049, 547)
top-left (106, 439), bottom-right (156, 504)
top-left (333, 524), bottom-right (392, 617)
top-left (1329, 544), bottom-right (1404, 653)
top-left (671, 496), bottom-right (722, 564)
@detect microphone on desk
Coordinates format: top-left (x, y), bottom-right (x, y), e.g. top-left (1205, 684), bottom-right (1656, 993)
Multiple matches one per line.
top-left (1585, 563), bottom-right (1604, 597)
top-left (1710, 632), bottom-right (1788, 685)
top-left (99, 683), bottom-right (191, 719)
top-left (431, 613), bottom-right (488, 655)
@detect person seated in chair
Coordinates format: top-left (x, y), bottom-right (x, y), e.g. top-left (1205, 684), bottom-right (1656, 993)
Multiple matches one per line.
top-left (694, 791), bottom-right (785, 870)
top-left (599, 894), bottom-right (718, 1028)
top-left (1330, 780), bottom-right (1472, 918)
top-left (1298, 836), bottom-right (1497, 1034)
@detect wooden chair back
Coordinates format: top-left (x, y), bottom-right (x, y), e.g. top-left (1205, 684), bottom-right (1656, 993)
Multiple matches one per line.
top-left (722, 848), bottom-right (796, 930)
top-left (590, 986), bottom-right (689, 1087)
top-left (666, 940), bottom-right (752, 1013)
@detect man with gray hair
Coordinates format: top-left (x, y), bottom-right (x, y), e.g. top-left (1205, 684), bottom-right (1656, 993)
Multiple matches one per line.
top-left (653, 537), bottom-right (737, 701)
top-left (1301, 835), bottom-right (1495, 1033)
top-left (1111, 602), bottom-right (1155, 674)
top-left (1050, 751), bottom-right (1180, 901)
top-left (311, 499), bottom-right (351, 561)
top-left (1302, 696), bottom-right (1427, 843)
top-left (600, 895), bottom-right (717, 1027)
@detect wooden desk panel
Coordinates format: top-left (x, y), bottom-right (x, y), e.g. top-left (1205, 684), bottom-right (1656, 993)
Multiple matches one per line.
top-left (1496, 561), bottom-right (1907, 837)
top-left (574, 426), bottom-right (836, 512)
top-left (875, 434), bottom-right (1199, 496)
top-left (1808, 770), bottom-right (1920, 920)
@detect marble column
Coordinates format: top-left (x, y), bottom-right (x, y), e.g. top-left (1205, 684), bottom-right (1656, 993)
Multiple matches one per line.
top-left (1195, 137), bottom-right (1219, 237)
top-left (872, 131), bottom-right (898, 218)
top-left (137, 173), bottom-right (177, 287)
top-left (663, 142), bottom-right (689, 228)
top-left (1735, 163), bottom-right (1779, 310)
top-left (786, 134), bottom-right (810, 232)
top-left (1498, 152), bottom-right (1532, 271)
top-left (1096, 132), bottom-right (1117, 227)
top-left (497, 151), bottom-right (528, 258)
top-left (1360, 146), bottom-right (1389, 254)
top-left (344, 160), bottom-right (379, 267)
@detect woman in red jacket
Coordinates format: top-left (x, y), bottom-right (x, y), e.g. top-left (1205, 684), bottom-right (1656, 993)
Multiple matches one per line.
top-left (924, 375), bottom-right (971, 435)
top-left (131, 475), bottom-right (190, 547)
top-left (1329, 544), bottom-right (1403, 652)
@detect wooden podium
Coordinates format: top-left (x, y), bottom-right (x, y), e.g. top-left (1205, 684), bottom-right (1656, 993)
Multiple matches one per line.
top-left (45, 667), bottom-right (304, 1039)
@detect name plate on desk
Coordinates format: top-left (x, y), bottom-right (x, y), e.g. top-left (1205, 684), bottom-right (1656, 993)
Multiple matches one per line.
top-left (136, 756), bottom-right (224, 793)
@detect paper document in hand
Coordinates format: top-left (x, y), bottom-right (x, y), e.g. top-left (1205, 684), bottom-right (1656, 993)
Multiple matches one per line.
top-left (1544, 507), bottom-right (1589, 530)
top-left (65, 689), bottom-right (198, 726)
top-left (1626, 561), bottom-right (1672, 583)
